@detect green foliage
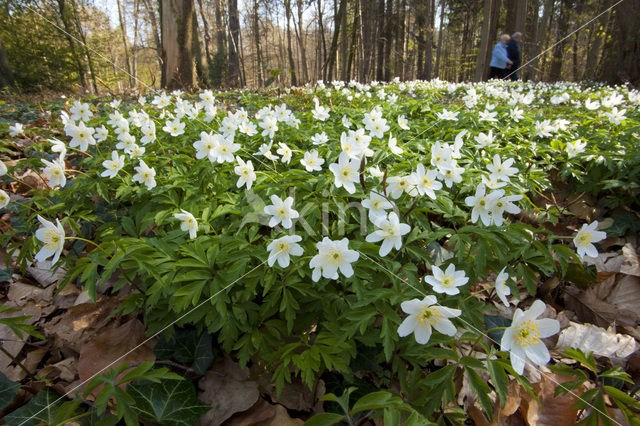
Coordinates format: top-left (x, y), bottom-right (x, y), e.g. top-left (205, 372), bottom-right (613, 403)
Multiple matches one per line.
top-left (127, 379), bottom-right (210, 426)
top-left (83, 361), bottom-right (183, 426)
top-left (153, 328), bottom-right (214, 375)
top-left (0, 371), bottom-right (20, 410)
top-left (551, 348), bottom-right (640, 425)
top-left (0, 305), bottom-right (44, 339)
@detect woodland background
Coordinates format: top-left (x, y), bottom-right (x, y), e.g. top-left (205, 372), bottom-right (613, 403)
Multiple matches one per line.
top-left (0, 0), bottom-right (638, 95)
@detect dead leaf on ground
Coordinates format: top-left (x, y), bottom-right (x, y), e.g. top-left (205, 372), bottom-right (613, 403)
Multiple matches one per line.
top-left (27, 261), bottom-right (66, 288)
top-left (621, 243), bottom-right (640, 276)
top-left (198, 356), bottom-right (260, 426)
top-left (522, 372), bottom-right (585, 426)
top-left (556, 321), bottom-right (637, 358)
top-left (0, 301), bottom-right (41, 379)
top-left (42, 296), bottom-right (121, 352)
top-left (223, 398), bottom-right (303, 426)
top-left (77, 318), bottom-right (154, 396)
top-left (563, 285), bottom-right (638, 328)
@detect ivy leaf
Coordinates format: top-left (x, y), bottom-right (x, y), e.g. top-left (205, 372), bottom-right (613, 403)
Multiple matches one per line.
top-left (154, 328), bottom-right (214, 375)
top-left (128, 379), bottom-right (210, 426)
top-left (4, 388), bottom-right (65, 426)
top-left (0, 371), bottom-right (20, 410)
top-left (484, 314), bottom-right (511, 345)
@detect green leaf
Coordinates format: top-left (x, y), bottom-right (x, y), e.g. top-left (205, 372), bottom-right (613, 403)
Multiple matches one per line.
top-left (154, 328), bottom-right (214, 375)
top-left (4, 388), bottom-right (66, 426)
top-left (350, 391), bottom-right (402, 414)
top-left (487, 359), bottom-right (508, 407)
top-left (303, 412), bottom-right (347, 426)
top-left (128, 379), bottom-right (210, 426)
top-left (422, 364), bottom-right (457, 386)
top-left (0, 371), bottom-right (20, 410)
top-left (484, 314), bottom-right (511, 344)
top-left (465, 366), bottom-right (493, 422)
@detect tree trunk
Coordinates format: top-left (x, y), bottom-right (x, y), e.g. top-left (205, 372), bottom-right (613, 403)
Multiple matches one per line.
top-left (475, 0), bottom-right (494, 81)
top-left (196, 0), bottom-right (214, 70)
top-left (375, 0), bottom-right (385, 81)
top-left (325, 0), bottom-right (347, 81)
top-left (339, 0), bottom-right (348, 80)
top-left (227, 0), bottom-right (241, 86)
top-left (395, 0), bottom-right (406, 79)
top-left (514, 0), bottom-right (527, 34)
top-left (295, 0), bottom-right (310, 83)
top-left (317, 0), bottom-right (327, 80)
top-left (597, 0), bottom-right (640, 86)
top-left (549, 0), bottom-right (568, 81)
top-left (132, 0), bottom-right (140, 89)
top-left (116, 0), bottom-right (134, 88)
top-left (56, 0), bottom-right (88, 91)
top-left (253, 0), bottom-right (264, 87)
top-left (160, 0), bottom-right (196, 90)
top-left (434, 0), bottom-right (444, 78)
top-left (0, 39), bottom-right (14, 88)
top-left (71, 0), bottom-right (98, 93)
top-left (383, 0), bottom-right (393, 80)
top-left (284, 0), bottom-right (297, 86)
top-left (528, 0), bottom-right (553, 80)
top-left (193, 9), bottom-right (209, 86)
top-left (583, 0), bottom-right (611, 80)
top-left (346, 0), bottom-right (359, 79)
top-left (141, 0), bottom-right (162, 73)
top-left (424, 0), bottom-right (435, 79)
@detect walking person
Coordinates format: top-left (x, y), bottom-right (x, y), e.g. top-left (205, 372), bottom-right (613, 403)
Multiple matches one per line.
top-left (506, 32), bottom-right (523, 81)
top-left (489, 34), bottom-right (513, 80)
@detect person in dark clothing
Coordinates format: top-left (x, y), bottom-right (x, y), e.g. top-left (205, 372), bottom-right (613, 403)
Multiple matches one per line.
top-left (506, 32), bottom-right (522, 81)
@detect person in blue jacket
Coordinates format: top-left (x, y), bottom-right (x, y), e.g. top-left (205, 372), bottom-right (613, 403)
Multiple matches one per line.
top-left (489, 34), bottom-right (513, 80)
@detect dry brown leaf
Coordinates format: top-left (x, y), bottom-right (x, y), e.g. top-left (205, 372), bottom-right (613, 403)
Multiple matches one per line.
top-left (224, 399), bottom-right (276, 426)
top-left (43, 296), bottom-right (121, 352)
top-left (249, 363), bottom-right (323, 413)
top-left (27, 261), bottom-right (66, 288)
top-left (521, 372), bottom-right (584, 426)
top-left (621, 243), bottom-right (640, 277)
top-left (603, 274), bottom-right (640, 312)
top-left (563, 285), bottom-right (638, 328)
top-left (77, 318), bottom-right (154, 392)
top-left (0, 301), bottom-right (39, 379)
top-left (8, 282), bottom-right (54, 307)
top-left (198, 356), bottom-right (260, 426)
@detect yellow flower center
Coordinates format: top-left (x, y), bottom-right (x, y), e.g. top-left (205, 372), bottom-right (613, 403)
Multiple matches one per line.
top-left (45, 230), bottom-right (63, 249)
top-left (514, 320), bottom-right (541, 347)
top-left (417, 306), bottom-right (441, 326)
top-left (277, 208), bottom-right (287, 218)
top-left (441, 273), bottom-right (454, 287)
top-left (341, 167), bottom-right (352, 177)
top-left (576, 232), bottom-right (592, 247)
top-left (277, 242), bottom-right (290, 253)
top-left (326, 249), bottom-right (343, 266)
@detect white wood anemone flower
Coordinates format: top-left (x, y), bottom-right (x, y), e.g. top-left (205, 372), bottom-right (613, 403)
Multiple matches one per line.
top-left (309, 237), bottom-right (359, 282)
top-left (397, 296), bottom-right (461, 344)
top-left (35, 215), bottom-right (66, 265)
top-left (174, 209), bottom-right (198, 239)
top-left (500, 300), bottom-right (560, 375)
top-left (263, 195), bottom-right (299, 229)
top-left (425, 263), bottom-right (469, 295)
top-left (574, 221), bottom-right (606, 259)
top-left (266, 235), bottom-right (303, 268)
top-left (494, 267), bottom-right (511, 307)
top-left (365, 212), bottom-right (411, 257)
top-left (0, 189), bottom-right (10, 209)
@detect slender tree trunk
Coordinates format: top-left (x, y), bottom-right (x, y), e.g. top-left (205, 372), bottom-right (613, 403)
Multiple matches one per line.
top-left (227, 0), bottom-right (241, 86)
top-left (116, 0), bottom-right (134, 88)
top-left (193, 9), bottom-right (209, 86)
top-left (346, 0), bottom-right (359, 80)
top-left (0, 39), bottom-right (13, 88)
top-left (132, 0), bottom-right (140, 88)
top-left (284, 0), bottom-right (297, 85)
top-left (583, 0), bottom-right (611, 80)
top-left (425, 0), bottom-right (434, 79)
top-left (395, 0), bottom-right (406, 78)
top-left (317, 0), bottom-right (327, 79)
top-left (141, 0), bottom-right (162, 73)
top-left (295, 0), bottom-right (310, 83)
top-left (71, 0), bottom-right (98, 93)
top-left (253, 0), bottom-right (264, 87)
top-left (339, 0), bottom-right (349, 80)
top-left (325, 0), bottom-right (347, 81)
top-left (375, 0), bottom-right (385, 80)
top-left (160, 0), bottom-right (196, 90)
top-left (434, 0), bottom-right (444, 78)
top-left (475, 0), bottom-right (493, 81)
top-left (196, 0), bottom-right (213, 68)
top-left (383, 0), bottom-right (393, 80)
top-left (549, 0), bottom-right (568, 81)
top-left (530, 0), bottom-right (553, 80)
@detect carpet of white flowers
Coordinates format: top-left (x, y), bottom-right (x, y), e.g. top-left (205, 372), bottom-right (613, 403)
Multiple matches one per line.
top-left (1, 79), bottom-right (639, 424)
